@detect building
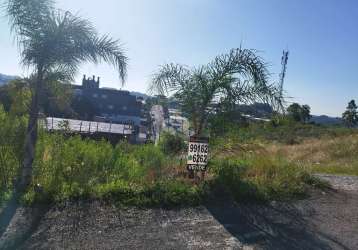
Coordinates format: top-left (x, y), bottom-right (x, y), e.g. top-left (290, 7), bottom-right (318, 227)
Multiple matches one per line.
top-left (73, 75), bottom-right (147, 142)
top-left (165, 109), bottom-right (189, 135)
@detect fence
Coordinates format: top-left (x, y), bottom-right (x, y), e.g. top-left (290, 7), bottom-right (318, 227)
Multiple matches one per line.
top-left (39, 117), bottom-right (133, 135)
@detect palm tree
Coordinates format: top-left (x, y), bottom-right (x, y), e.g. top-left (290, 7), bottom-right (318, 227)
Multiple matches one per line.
top-left (5, 0), bottom-right (127, 190)
top-left (150, 48), bottom-right (281, 136)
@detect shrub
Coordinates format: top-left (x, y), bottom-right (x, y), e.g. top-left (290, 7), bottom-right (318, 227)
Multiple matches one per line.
top-left (158, 131), bottom-right (186, 155)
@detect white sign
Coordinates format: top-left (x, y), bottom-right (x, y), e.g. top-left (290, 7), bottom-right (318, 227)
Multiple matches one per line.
top-left (187, 137), bottom-right (209, 171)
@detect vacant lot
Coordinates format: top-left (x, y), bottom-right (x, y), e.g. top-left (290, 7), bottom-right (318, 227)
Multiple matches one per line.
top-left (266, 134), bottom-right (358, 176)
top-left (2, 121), bottom-right (358, 249)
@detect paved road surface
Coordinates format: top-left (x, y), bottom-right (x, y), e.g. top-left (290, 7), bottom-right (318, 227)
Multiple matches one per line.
top-left (1, 175), bottom-right (357, 249)
top-left (150, 105), bottom-right (165, 144)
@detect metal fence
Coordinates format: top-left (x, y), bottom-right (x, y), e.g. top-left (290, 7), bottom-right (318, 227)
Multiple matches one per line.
top-left (39, 117), bottom-right (133, 135)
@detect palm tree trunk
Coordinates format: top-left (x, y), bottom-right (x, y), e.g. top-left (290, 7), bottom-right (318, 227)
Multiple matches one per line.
top-left (18, 73), bottom-right (42, 191)
top-left (196, 113), bottom-right (206, 137)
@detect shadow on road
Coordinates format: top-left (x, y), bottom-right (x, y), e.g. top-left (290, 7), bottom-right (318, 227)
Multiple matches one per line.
top-left (0, 193), bottom-right (50, 250)
top-left (206, 198), bottom-right (351, 250)
top-left (0, 193), bottom-right (19, 238)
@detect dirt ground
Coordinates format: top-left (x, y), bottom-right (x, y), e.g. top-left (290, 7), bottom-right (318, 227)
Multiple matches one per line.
top-left (1, 174), bottom-right (358, 250)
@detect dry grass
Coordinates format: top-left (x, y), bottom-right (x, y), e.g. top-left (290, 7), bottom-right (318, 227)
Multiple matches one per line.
top-left (265, 134), bottom-right (358, 176)
top-left (212, 131), bottom-right (358, 177)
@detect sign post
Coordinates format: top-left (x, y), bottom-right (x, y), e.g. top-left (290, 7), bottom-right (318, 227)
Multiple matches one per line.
top-left (187, 136), bottom-right (209, 179)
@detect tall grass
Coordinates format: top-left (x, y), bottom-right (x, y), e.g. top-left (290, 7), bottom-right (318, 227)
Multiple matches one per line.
top-left (209, 153), bottom-right (321, 201)
top-left (0, 105), bottom-right (27, 202)
top-left (1, 107), bottom-right (336, 207)
top-left (26, 131), bottom-right (320, 205)
top-left (267, 134), bottom-right (358, 176)
top-left (18, 132), bottom-right (202, 206)
top-left (212, 121), bottom-right (357, 146)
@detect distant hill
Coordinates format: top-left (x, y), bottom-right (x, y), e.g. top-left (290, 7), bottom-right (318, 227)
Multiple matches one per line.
top-left (130, 91), bottom-right (150, 100)
top-left (0, 73), bottom-right (17, 86)
top-left (310, 115), bottom-right (343, 125)
top-left (238, 103), bottom-right (273, 118)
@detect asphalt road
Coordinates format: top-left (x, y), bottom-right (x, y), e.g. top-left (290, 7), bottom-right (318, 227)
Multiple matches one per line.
top-left (150, 105), bottom-right (165, 144)
top-left (1, 175), bottom-right (358, 250)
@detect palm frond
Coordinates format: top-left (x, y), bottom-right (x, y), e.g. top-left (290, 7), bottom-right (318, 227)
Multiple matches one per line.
top-left (90, 35), bottom-right (128, 84)
top-left (150, 63), bottom-right (191, 95)
top-left (150, 48), bottom-right (285, 134)
top-left (208, 48), bottom-right (270, 88)
top-left (46, 11), bottom-right (128, 84)
top-left (5, 0), bottom-right (53, 48)
top-left (5, 2), bottom-right (128, 85)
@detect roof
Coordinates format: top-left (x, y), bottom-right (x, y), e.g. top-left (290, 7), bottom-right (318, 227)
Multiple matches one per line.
top-left (40, 117), bottom-right (133, 135)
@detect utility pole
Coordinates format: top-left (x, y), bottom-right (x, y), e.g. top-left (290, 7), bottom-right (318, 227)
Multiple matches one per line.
top-left (278, 50), bottom-right (289, 113)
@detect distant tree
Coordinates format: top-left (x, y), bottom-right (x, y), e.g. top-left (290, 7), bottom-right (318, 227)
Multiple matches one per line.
top-left (5, 0), bottom-right (127, 190)
top-left (301, 104), bottom-right (311, 123)
top-left (342, 100), bottom-right (358, 127)
top-left (0, 78), bottom-right (81, 119)
top-left (150, 48), bottom-right (282, 136)
top-left (287, 103), bottom-right (311, 123)
top-left (41, 80), bottom-right (74, 117)
top-left (0, 79), bottom-right (31, 115)
top-left (287, 103), bottom-right (302, 122)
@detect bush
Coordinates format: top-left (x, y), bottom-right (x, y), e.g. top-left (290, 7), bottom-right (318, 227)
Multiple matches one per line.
top-left (158, 132), bottom-right (186, 155)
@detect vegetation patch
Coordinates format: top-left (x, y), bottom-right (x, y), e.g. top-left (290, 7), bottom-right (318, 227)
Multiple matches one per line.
top-left (0, 105), bottom-right (347, 208)
top-left (209, 153), bottom-right (321, 202)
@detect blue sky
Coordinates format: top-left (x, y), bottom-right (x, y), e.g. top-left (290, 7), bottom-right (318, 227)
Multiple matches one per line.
top-left (1, 0), bottom-right (357, 116)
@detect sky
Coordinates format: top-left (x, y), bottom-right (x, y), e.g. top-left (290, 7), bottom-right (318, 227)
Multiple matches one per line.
top-left (0, 0), bottom-right (357, 116)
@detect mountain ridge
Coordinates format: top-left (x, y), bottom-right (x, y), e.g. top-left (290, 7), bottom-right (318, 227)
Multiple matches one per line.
top-left (0, 73), bottom-right (17, 86)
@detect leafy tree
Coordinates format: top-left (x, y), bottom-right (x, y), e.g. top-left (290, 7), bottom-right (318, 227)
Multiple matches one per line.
top-left (41, 80), bottom-right (74, 117)
top-left (301, 104), bottom-right (311, 123)
top-left (150, 48), bottom-right (281, 136)
top-left (5, 0), bottom-right (127, 189)
top-left (342, 100), bottom-right (358, 127)
top-left (287, 103), bottom-right (311, 123)
top-left (287, 103), bottom-right (301, 122)
top-left (0, 79), bottom-right (31, 115)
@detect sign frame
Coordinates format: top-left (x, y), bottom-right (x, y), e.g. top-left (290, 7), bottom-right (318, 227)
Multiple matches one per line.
top-left (187, 136), bottom-right (209, 172)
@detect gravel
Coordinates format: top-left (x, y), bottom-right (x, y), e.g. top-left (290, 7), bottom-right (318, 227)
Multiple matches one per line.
top-left (314, 174), bottom-right (358, 191)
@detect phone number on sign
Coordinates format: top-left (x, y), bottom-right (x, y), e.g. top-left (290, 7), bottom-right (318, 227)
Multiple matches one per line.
top-left (190, 154), bottom-right (208, 164)
top-left (189, 143), bottom-right (208, 153)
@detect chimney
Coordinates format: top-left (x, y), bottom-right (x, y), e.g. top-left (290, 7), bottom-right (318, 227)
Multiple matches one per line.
top-left (93, 75), bottom-right (95, 81)
top-left (97, 77), bottom-right (100, 84)
top-left (82, 74), bottom-right (86, 85)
